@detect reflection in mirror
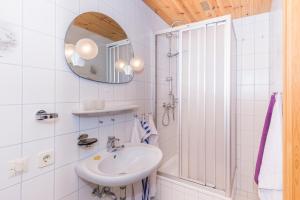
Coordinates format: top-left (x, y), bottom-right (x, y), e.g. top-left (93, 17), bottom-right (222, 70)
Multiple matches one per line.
top-left (64, 12), bottom-right (134, 83)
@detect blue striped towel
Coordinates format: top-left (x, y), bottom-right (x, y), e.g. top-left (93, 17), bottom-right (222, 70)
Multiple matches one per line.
top-left (141, 119), bottom-right (151, 200)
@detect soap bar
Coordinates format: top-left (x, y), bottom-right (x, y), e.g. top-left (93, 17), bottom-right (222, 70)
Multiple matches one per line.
top-left (93, 155), bottom-right (101, 160)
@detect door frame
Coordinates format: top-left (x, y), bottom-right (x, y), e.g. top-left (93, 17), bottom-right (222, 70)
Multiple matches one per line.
top-left (283, 0), bottom-right (300, 199)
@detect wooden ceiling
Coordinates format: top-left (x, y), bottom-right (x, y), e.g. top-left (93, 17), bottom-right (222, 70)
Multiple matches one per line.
top-left (74, 12), bottom-right (127, 41)
top-left (143, 0), bottom-right (272, 26)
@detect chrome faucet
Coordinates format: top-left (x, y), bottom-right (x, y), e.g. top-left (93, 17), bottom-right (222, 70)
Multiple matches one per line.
top-left (106, 136), bottom-right (124, 152)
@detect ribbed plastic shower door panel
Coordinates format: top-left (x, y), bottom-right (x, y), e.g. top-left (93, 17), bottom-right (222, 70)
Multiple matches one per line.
top-left (205, 23), bottom-right (217, 188)
top-left (215, 22), bottom-right (226, 191)
top-left (179, 22), bottom-right (227, 190)
top-left (180, 26), bottom-right (206, 185)
top-left (180, 30), bottom-right (191, 179)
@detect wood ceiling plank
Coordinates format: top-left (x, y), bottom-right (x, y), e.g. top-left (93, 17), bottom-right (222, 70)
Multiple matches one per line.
top-left (144, 0), bottom-right (175, 25)
top-left (160, 0), bottom-right (190, 24)
top-left (231, 0), bottom-right (243, 18)
top-left (223, 0), bottom-right (243, 18)
top-left (171, 0), bottom-right (197, 23)
top-left (74, 12), bottom-right (127, 41)
top-left (204, 0), bottom-right (217, 18)
top-left (180, 0), bottom-right (207, 21)
top-left (240, 0), bottom-right (250, 17)
top-left (143, 0), bottom-right (272, 25)
top-left (208, 0), bottom-right (223, 17)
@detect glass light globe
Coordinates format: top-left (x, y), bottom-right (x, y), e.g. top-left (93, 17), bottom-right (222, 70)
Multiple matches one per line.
top-left (130, 57), bottom-right (144, 72)
top-left (65, 43), bottom-right (75, 61)
top-left (75, 38), bottom-right (98, 60)
top-left (115, 59), bottom-right (127, 72)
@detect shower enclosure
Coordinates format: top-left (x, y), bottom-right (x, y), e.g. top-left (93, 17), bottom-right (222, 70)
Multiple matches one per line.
top-left (155, 16), bottom-right (237, 197)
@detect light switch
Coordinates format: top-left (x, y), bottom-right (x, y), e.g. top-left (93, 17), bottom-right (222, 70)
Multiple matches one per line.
top-left (8, 158), bottom-right (28, 177)
top-left (38, 150), bottom-right (54, 168)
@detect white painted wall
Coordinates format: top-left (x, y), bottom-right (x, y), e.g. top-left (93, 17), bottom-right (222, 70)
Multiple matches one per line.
top-left (0, 0), bottom-right (168, 200)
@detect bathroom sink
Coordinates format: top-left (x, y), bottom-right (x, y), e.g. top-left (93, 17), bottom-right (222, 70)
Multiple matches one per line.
top-left (75, 143), bottom-right (163, 187)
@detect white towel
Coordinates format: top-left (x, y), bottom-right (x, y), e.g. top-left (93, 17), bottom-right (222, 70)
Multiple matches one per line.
top-left (258, 94), bottom-right (283, 200)
top-left (130, 118), bottom-right (144, 144)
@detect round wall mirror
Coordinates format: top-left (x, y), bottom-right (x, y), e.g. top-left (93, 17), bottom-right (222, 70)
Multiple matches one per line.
top-left (64, 12), bottom-right (134, 84)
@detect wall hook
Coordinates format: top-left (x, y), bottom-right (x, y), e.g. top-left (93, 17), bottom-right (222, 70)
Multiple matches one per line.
top-left (35, 110), bottom-right (58, 120)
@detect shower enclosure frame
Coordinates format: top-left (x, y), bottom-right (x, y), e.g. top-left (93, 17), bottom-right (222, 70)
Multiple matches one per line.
top-left (154, 15), bottom-right (236, 197)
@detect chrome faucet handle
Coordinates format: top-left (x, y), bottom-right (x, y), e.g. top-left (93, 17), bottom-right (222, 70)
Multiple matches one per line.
top-left (107, 136), bottom-right (119, 142)
top-left (107, 136), bottom-right (123, 152)
top-left (108, 136), bottom-right (115, 140)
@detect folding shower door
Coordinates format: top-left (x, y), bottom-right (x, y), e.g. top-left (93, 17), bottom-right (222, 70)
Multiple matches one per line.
top-left (179, 21), bottom-right (231, 191)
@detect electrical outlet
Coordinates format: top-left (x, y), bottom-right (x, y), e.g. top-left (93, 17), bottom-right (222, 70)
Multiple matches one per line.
top-left (38, 150), bottom-right (54, 168)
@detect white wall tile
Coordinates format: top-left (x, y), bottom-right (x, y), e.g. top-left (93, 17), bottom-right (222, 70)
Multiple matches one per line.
top-left (233, 13), bottom-right (271, 200)
top-left (0, 184), bottom-right (21, 200)
top-left (0, 105), bottom-right (22, 147)
top-left (79, 116), bottom-right (98, 131)
top-left (99, 84), bottom-right (114, 101)
top-left (241, 85), bottom-right (254, 100)
top-left (55, 103), bottom-right (79, 135)
top-left (55, 163), bottom-right (78, 200)
top-left (78, 184), bottom-right (95, 200)
top-left (0, 0), bottom-right (22, 25)
top-left (23, 104), bottom-right (55, 142)
top-left (79, 78), bottom-right (98, 102)
top-left (0, 21), bottom-right (22, 65)
top-left (255, 69), bottom-right (269, 85)
top-left (23, 29), bottom-right (55, 69)
top-left (55, 132), bottom-right (79, 167)
top-left (0, 145), bottom-right (21, 190)
top-left (254, 54), bottom-right (269, 69)
top-left (242, 40), bottom-right (254, 55)
top-left (23, 68), bottom-right (55, 104)
top-left (56, 0), bottom-right (79, 14)
top-left (79, 0), bottom-right (98, 13)
top-left (22, 172), bottom-right (54, 200)
top-left (55, 38), bottom-right (71, 71)
top-left (61, 192), bottom-right (78, 200)
top-left (254, 36), bottom-right (269, 54)
top-left (0, 64), bottom-right (22, 105)
top-left (269, 0), bottom-right (283, 94)
top-left (242, 54), bottom-right (254, 70)
top-left (56, 71), bottom-right (79, 103)
top-left (255, 85), bottom-right (269, 101)
top-left (23, 0), bottom-right (55, 35)
top-left (55, 6), bottom-right (77, 39)
top-left (242, 70), bottom-right (254, 85)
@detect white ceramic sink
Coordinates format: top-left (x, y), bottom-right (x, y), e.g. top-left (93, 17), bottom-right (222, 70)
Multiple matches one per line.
top-left (75, 143), bottom-right (163, 187)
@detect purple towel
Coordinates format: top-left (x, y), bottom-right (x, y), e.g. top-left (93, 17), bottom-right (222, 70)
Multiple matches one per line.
top-left (254, 93), bottom-right (276, 184)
